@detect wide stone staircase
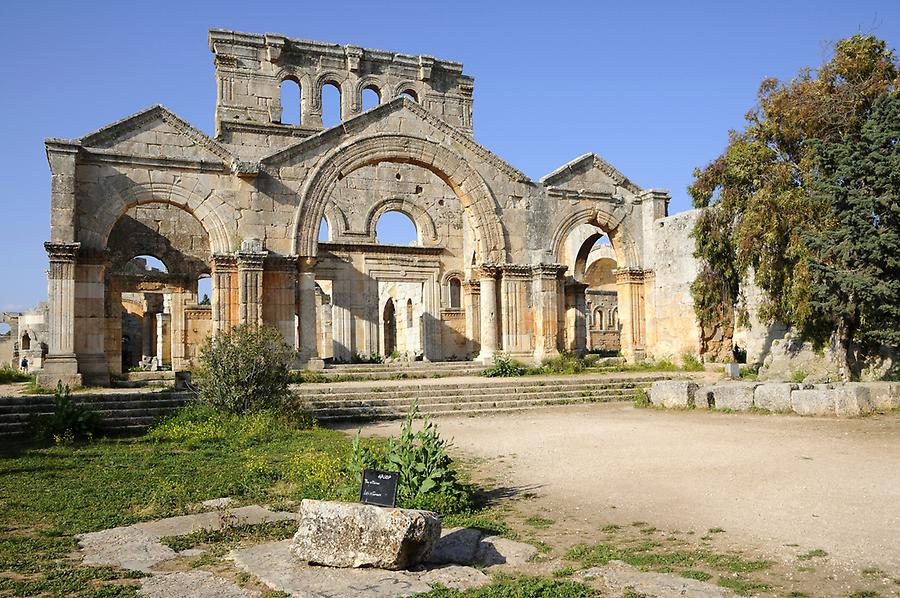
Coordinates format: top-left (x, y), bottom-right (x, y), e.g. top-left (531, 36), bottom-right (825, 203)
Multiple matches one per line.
top-left (315, 360), bottom-right (487, 381)
top-left (0, 390), bottom-right (191, 437)
top-left (293, 373), bottom-right (673, 421)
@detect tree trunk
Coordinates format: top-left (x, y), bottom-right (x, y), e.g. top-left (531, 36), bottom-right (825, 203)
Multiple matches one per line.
top-left (834, 319), bottom-right (853, 383)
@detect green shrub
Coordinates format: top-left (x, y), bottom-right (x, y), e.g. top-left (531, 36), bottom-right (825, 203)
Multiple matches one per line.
top-left (633, 387), bottom-right (651, 408)
top-left (351, 352), bottom-right (383, 364)
top-left (349, 402), bottom-right (473, 515)
top-left (195, 324), bottom-right (295, 414)
top-left (32, 382), bottom-right (101, 443)
top-left (538, 352), bottom-right (585, 375)
top-left (790, 369), bottom-right (808, 383)
top-left (0, 365), bottom-right (31, 384)
top-left (482, 354), bottom-right (525, 377)
top-left (680, 353), bottom-right (704, 371)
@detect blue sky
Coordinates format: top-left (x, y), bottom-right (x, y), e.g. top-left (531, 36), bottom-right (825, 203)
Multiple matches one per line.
top-left (0, 0), bottom-right (896, 312)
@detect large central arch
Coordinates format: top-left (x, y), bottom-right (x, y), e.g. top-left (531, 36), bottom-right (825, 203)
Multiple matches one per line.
top-left (292, 133), bottom-right (507, 262)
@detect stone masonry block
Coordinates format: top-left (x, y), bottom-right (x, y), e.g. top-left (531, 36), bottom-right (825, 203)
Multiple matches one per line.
top-left (867, 382), bottom-right (900, 410)
top-left (694, 384), bottom-right (714, 409)
top-left (832, 384), bottom-right (874, 417)
top-left (709, 383), bottom-right (758, 411)
top-left (753, 383), bottom-right (797, 412)
top-left (649, 380), bottom-right (698, 408)
top-left (791, 388), bottom-right (834, 416)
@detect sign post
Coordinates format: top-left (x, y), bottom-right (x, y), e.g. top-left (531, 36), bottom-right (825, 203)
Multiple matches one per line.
top-left (359, 468), bottom-right (400, 508)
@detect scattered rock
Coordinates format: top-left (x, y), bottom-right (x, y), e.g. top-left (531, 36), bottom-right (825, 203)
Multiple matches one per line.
top-left (230, 539), bottom-right (490, 597)
top-left (427, 527), bottom-right (483, 565)
top-left (474, 536), bottom-right (538, 567)
top-left (289, 499), bottom-right (441, 570)
top-left (200, 497), bottom-right (236, 509)
top-left (77, 505), bottom-right (297, 573)
top-left (140, 570), bottom-right (259, 598)
top-left (575, 560), bottom-right (735, 597)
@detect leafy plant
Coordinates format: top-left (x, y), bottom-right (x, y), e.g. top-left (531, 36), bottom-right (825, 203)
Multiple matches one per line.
top-left (482, 354), bottom-right (525, 377)
top-left (632, 388), bottom-right (651, 408)
top-left (351, 352), bottom-right (383, 364)
top-left (31, 382), bottom-right (101, 444)
top-left (349, 402), bottom-right (473, 514)
top-left (535, 352), bottom-right (585, 375)
top-left (195, 324), bottom-right (295, 414)
top-left (680, 353), bottom-right (704, 372)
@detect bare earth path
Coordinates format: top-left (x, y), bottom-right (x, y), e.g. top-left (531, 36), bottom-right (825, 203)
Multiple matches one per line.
top-left (349, 403), bottom-right (900, 581)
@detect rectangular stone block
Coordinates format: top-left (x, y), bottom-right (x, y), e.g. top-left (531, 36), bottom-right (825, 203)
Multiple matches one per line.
top-left (791, 389), bottom-right (834, 416)
top-left (694, 385), bottom-right (714, 409)
top-left (649, 380), bottom-right (698, 408)
top-left (867, 382), bottom-right (900, 410)
top-left (832, 384), bottom-right (874, 417)
top-left (753, 383), bottom-right (797, 412)
top-left (709, 383), bottom-right (758, 411)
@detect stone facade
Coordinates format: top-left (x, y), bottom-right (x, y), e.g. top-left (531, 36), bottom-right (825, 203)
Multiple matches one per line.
top-left (37, 30), bottom-right (704, 387)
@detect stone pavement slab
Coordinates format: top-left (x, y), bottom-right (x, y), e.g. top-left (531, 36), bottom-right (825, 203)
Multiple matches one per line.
top-left (140, 570), bottom-right (259, 597)
top-left (575, 560), bottom-right (735, 597)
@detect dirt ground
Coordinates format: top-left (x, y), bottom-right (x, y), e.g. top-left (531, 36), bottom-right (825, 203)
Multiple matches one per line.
top-left (347, 403), bottom-right (900, 596)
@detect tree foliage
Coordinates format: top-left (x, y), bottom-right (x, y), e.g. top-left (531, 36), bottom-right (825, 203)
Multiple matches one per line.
top-left (689, 35), bottom-right (899, 368)
top-left (804, 94), bottom-right (900, 376)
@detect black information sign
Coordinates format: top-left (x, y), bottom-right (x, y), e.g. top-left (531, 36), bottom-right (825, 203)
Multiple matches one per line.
top-left (359, 468), bottom-right (399, 508)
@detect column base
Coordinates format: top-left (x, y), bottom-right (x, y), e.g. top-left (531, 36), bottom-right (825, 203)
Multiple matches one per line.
top-left (532, 347), bottom-right (560, 364)
top-left (294, 356), bottom-right (325, 371)
top-left (37, 354), bottom-right (83, 389)
top-left (476, 351), bottom-right (495, 365)
top-left (77, 353), bottom-right (110, 387)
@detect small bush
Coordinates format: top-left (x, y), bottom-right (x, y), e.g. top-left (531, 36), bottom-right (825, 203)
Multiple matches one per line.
top-left (0, 365), bottom-right (31, 384)
top-left (680, 353), bottom-right (704, 372)
top-left (633, 388), bottom-right (651, 408)
top-left (32, 382), bottom-right (101, 443)
top-left (790, 369), bottom-right (808, 383)
top-left (537, 352), bottom-right (585, 375)
top-left (482, 354), bottom-right (526, 377)
top-left (351, 352), bottom-right (383, 364)
top-left (349, 402), bottom-right (473, 515)
top-left (195, 324), bottom-right (295, 414)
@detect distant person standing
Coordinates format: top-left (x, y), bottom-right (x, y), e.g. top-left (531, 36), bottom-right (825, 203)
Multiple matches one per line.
top-left (20, 356), bottom-right (28, 373)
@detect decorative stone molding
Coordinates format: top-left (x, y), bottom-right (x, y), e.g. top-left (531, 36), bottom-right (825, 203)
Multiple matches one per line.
top-left (532, 263), bottom-right (567, 279)
top-left (44, 242), bottom-right (80, 264)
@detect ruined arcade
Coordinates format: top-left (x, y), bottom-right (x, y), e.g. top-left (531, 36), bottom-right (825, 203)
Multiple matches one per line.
top-left (38, 29), bottom-right (701, 387)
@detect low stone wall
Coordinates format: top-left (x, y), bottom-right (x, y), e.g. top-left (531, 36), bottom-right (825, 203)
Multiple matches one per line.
top-left (649, 380), bottom-right (899, 417)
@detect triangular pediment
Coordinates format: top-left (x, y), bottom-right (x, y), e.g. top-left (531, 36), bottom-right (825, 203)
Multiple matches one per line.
top-left (260, 98), bottom-right (530, 183)
top-left (540, 153), bottom-right (641, 195)
top-left (78, 105), bottom-right (234, 165)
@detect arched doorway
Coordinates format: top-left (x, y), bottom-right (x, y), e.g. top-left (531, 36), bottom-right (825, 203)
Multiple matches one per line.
top-left (383, 298), bottom-right (397, 357)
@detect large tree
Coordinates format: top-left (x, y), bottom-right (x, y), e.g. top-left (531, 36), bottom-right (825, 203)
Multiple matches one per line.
top-left (804, 93), bottom-right (900, 379)
top-left (689, 35), bottom-right (899, 376)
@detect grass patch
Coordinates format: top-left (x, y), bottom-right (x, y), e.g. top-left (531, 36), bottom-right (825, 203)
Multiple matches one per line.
top-left (708, 527), bottom-right (726, 534)
top-left (159, 519), bottom-right (297, 553)
top-left (600, 524), bottom-right (621, 532)
top-left (848, 592), bottom-right (880, 598)
top-left (414, 574), bottom-right (597, 597)
top-left (0, 405), bottom-right (375, 595)
top-left (632, 387), bottom-right (651, 408)
top-left (680, 570), bottom-right (712, 581)
top-left (553, 566), bottom-right (576, 578)
top-left (0, 366), bottom-right (31, 384)
top-left (862, 567), bottom-right (884, 577)
top-left (566, 541), bottom-right (773, 574)
top-left (797, 548), bottom-right (828, 561)
top-left (718, 576), bottom-right (771, 595)
top-left (524, 515), bottom-right (555, 529)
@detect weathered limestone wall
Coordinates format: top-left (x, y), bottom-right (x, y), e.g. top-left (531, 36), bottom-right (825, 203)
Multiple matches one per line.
top-left (645, 210), bottom-right (702, 359)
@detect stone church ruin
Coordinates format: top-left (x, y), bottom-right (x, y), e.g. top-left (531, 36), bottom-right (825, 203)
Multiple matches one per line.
top-left (37, 29), bottom-right (702, 388)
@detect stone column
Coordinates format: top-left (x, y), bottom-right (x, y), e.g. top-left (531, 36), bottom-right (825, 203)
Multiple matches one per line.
top-left (237, 248), bottom-right (267, 327)
top-left (564, 279), bottom-right (589, 356)
top-left (499, 265), bottom-right (533, 359)
top-left (616, 268), bottom-right (647, 363)
top-left (463, 280), bottom-right (481, 359)
top-left (476, 265), bottom-right (499, 364)
top-left (73, 250), bottom-right (110, 385)
top-left (169, 284), bottom-right (191, 371)
top-left (211, 254), bottom-right (238, 334)
top-left (38, 242), bottom-right (81, 388)
top-left (532, 264), bottom-right (566, 362)
top-left (263, 256), bottom-right (299, 347)
top-left (297, 257), bottom-right (324, 369)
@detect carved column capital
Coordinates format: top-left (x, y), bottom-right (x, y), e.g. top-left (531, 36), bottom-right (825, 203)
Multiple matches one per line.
top-left (44, 242), bottom-right (80, 263)
top-left (236, 251), bottom-right (268, 271)
top-left (476, 263), bottom-right (501, 279)
top-left (532, 263), bottom-right (567, 280)
top-left (614, 267), bottom-right (646, 283)
top-left (298, 256), bottom-right (318, 272)
top-left (211, 253), bottom-right (238, 271)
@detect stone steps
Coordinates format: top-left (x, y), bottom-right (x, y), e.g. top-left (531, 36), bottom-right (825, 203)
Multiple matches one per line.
top-left (297, 374), bottom-right (669, 421)
top-left (0, 392), bottom-right (192, 438)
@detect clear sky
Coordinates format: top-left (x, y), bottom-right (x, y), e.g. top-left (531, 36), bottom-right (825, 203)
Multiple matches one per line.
top-left (0, 0), bottom-right (896, 312)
